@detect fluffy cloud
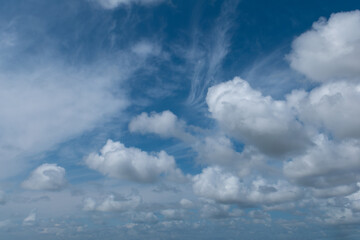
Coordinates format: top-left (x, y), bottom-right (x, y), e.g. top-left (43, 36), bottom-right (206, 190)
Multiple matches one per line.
top-left (85, 140), bottom-right (183, 183)
top-left (206, 77), bottom-right (310, 156)
top-left (287, 81), bottom-right (360, 140)
top-left (288, 10), bottom-right (360, 82)
top-left (94, 0), bottom-right (165, 9)
top-left (129, 111), bottom-right (193, 141)
top-left (22, 164), bottom-right (66, 191)
top-left (193, 166), bottom-right (301, 206)
top-left (284, 135), bottom-right (360, 197)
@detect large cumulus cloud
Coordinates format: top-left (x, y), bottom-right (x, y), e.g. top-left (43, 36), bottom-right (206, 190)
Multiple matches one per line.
top-left (288, 10), bottom-right (360, 82)
top-left (206, 77), bottom-right (310, 156)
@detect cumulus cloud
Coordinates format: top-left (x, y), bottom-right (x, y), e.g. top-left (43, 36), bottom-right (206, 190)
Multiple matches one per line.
top-left (94, 0), bottom-right (165, 9)
top-left (193, 166), bottom-right (301, 206)
top-left (287, 81), bottom-right (360, 140)
top-left (85, 140), bottom-right (184, 183)
top-left (206, 77), bottom-right (310, 156)
top-left (22, 164), bottom-right (66, 191)
top-left (288, 10), bottom-right (360, 82)
top-left (129, 111), bottom-right (193, 141)
top-left (284, 135), bottom-right (360, 197)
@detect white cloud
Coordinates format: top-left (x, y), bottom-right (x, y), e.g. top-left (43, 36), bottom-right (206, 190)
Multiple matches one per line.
top-left (97, 194), bottom-right (141, 212)
top-left (83, 194), bottom-right (142, 212)
top-left (180, 198), bottom-right (193, 209)
top-left (85, 139), bottom-right (184, 183)
top-left (288, 10), bottom-right (360, 82)
top-left (161, 209), bottom-right (184, 220)
top-left (287, 81), bottom-right (360, 140)
top-left (22, 164), bottom-right (66, 191)
top-left (23, 210), bottom-right (37, 226)
top-left (284, 135), bottom-right (360, 197)
top-left (206, 77), bottom-right (310, 156)
top-left (94, 0), bottom-right (165, 9)
top-left (129, 111), bottom-right (193, 141)
top-left (193, 166), bottom-right (301, 206)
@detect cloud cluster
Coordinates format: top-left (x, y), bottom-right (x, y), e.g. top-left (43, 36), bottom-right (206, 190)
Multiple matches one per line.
top-left (288, 10), bottom-right (360, 82)
top-left (193, 166), bottom-right (301, 206)
top-left (288, 81), bottom-right (360, 139)
top-left (22, 164), bottom-right (66, 191)
top-left (85, 140), bottom-right (183, 183)
top-left (284, 135), bottom-right (360, 198)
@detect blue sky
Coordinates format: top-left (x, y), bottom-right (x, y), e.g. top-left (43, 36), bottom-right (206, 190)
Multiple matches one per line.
top-left (1, 0), bottom-right (360, 239)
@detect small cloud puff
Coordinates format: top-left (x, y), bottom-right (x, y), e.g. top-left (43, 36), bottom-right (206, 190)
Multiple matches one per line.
top-left (129, 111), bottom-right (193, 141)
top-left (22, 164), bottom-right (66, 191)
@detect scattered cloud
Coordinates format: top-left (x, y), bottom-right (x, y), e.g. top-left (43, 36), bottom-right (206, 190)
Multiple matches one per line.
top-left (129, 111), bottom-right (193, 141)
top-left (93, 0), bottom-right (165, 9)
top-left (22, 164), bottom-right (67, 191)
top-left (97, 194), bottom-right (141, 212)
top-left (85, 140), bottom-right (184, 183)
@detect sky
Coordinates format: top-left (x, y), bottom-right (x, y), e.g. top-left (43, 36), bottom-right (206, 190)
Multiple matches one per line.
top-left (0, 0), bottom-right (360, 239)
